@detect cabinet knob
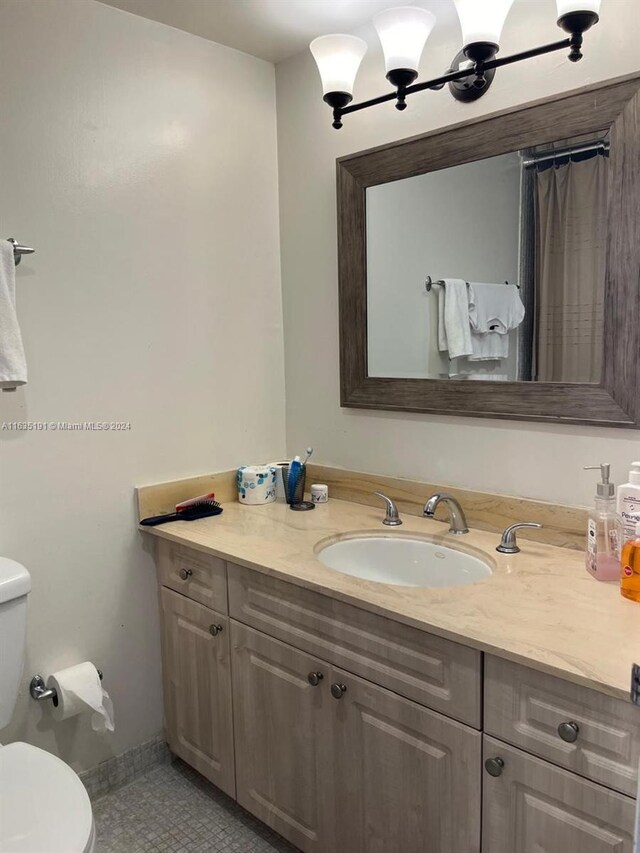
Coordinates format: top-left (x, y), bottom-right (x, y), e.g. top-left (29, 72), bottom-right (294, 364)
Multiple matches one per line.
top-left (179, 568), bottom-right (193, 580)
top-left (557, 721), bottom-right (580, 743)
top-left (209, 624), bottom-right (223, 637)
top-left (485, 757), bottom-right (505, 777)
top-left (307, 671), bottom-right (324, 687)
top-left (331, 682), bottom-right (347, 699)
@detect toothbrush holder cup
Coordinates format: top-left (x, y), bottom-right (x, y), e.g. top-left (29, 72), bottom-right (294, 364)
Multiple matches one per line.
top-left (282, 463), bottom-right (307, 506)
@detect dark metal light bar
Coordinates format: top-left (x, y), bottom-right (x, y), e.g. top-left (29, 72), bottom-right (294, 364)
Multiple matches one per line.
top-left (322, 8), bottom-right (600, 130)
top-left (334, 36), bottom-right (575, 128)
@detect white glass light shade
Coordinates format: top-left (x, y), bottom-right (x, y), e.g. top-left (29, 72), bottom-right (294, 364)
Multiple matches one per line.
top-left (556, 0), bottom-right (601, 16)
top-left (453, 0), bottom-right (516, 47)
top-left (309, 34), bottom-right (367, 96)
top-left (373, 6), bottom-right (436, 74)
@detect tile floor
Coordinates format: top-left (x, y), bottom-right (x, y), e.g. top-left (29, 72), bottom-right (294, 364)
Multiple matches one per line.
top-left (93, 758), bottom-right (299, 852)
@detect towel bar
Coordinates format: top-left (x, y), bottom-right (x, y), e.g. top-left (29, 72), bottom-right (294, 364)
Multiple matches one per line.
top-left (7, 237), bottom-right (35, 266)
top-left (425, 276), bottom-right (516, 292)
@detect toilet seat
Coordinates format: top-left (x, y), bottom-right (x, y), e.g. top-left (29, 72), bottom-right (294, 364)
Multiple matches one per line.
top-left (0, 742), bottom-right (95, 853)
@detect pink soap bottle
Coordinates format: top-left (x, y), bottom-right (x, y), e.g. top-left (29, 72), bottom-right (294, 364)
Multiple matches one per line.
top-left (584, 464), bottom-right (623, 582)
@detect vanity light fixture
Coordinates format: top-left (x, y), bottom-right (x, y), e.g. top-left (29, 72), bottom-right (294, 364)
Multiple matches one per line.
top-left (311, 0), bottom-right (601, 129)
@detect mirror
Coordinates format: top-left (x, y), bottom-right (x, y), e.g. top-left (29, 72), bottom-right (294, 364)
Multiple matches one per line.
top-left (367, 131), bottom-right (609, 384)
top-left (337, 74), bottom-right (640, 427)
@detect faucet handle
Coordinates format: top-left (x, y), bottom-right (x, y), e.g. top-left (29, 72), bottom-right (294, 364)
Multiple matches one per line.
top-left (374, 491), bottom-right (402, 527)
top-left (496, 522), bottom-right (542, 554)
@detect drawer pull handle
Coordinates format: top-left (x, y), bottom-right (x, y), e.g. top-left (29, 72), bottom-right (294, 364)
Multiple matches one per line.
top-left (557, 721), bottom-right (580, 743)
top-left (485, 757), bottom-right (505, 777)
top-left (179, 568), bottom-right (193, 580)
top-left (331, 682), bottom-right (347, 699)
top-left (209, 624), bottom-right (223, 637)
top-left (307, 671), bottom-right (324, 687)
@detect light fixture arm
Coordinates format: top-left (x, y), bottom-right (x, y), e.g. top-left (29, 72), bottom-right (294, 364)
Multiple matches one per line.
top-left (332, 33), bottom-right (578, 128)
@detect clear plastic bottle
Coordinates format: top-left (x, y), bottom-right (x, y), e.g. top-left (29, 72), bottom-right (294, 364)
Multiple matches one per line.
top-left (621, 521), bottom-right (640, 603)
top-left (584, 464), bottom-right (623, 582)
top-left (617, 461), bottom-right (640, 544)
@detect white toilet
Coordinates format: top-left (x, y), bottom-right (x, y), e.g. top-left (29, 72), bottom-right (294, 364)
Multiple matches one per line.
top-left (0, 557), bottom-right (96, 853)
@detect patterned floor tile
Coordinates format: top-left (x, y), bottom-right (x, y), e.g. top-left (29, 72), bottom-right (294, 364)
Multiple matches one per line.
top-left (93, 759), bottom-right (299, 852)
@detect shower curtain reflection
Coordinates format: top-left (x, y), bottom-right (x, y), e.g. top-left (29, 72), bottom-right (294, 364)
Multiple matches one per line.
top-left (534, 154), bottom-right (608, 383)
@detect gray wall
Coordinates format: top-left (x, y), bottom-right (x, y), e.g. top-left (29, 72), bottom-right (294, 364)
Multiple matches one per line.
top-left (367, 153), bottom-right (521, 379)
top-left (276, 0), bottom-right (640, 507)
top-left (0, 0), bottom-right (285, 772)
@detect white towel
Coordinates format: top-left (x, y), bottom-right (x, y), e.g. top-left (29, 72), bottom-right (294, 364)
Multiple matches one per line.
top-left (463, 373), bottom-right (509, 381)
top-left (469, 329), bottom-right (509, 361)
top-left (467, 283), bottom-right (524, 362)
top-left (437, 286), bottom-right (448, 352)
top-left (468, 283), bottom-right (524, 335)
top-left (0, 240), bottom-right (27, 389)
top-left (438, 279), bottom-right (473, 359)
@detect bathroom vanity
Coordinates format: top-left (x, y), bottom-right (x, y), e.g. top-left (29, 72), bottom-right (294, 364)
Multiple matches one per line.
top-left (141, 491), bottom-right (639, 853)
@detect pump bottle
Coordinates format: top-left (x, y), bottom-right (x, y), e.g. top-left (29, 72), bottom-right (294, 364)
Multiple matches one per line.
top-left (584, 464), bottom-right (622, 582)
top-left (617, 461), bottom-right (640, 544)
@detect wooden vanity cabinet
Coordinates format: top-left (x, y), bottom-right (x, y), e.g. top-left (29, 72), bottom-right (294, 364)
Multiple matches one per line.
top-left (482, 737), bottom-right (637, 853)
top-left (328, 665), bottom-right (481, 853)
top-left (230, 622), bottom-right (331, 852)
top-left (159, 586), bottom-right (235, 798)
top-left (155, 544), bottom-right (637, 853)
top-left (230, 621), bottom-right (482, 853)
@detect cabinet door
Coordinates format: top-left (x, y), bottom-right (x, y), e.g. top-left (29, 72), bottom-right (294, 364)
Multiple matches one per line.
top-left (482, 736), bottom-right (636, 853)
top-left (160, 587), bottom-right (235, 797)
top-left (230, 621), bottom-right (331, 853)
top-left (329, 666), bottom-right (482, 853)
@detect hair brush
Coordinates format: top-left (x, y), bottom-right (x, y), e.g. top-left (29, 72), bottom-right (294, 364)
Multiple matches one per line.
top-left (140, 496), bottom-right (223, 526)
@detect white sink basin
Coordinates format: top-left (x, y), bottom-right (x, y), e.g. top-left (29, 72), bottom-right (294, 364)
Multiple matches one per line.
top-left (317, 535), bottom-right (492, 588)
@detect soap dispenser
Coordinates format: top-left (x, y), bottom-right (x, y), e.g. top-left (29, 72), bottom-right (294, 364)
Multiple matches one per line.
top-left (584, 464), bottom-right (623, 582)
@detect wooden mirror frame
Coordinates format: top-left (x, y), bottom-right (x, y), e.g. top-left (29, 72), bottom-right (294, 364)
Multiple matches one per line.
top-left (337, 73), bottom-right (640, 427)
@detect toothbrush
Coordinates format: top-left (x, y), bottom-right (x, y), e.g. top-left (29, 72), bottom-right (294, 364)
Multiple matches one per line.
top-left (303, 447), bottom-right (313, 465)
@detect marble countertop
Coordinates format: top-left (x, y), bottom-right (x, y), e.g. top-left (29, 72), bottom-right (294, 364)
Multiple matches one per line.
top-left (140, 498), bottom-right (639, 702)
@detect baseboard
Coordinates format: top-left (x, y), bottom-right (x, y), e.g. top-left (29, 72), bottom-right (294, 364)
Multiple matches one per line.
top-left (80, 735), bottom-right (170, 801)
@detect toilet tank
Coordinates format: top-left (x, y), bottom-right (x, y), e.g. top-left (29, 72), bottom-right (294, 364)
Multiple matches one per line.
top-left (0, 558), bottom-right (31, 730)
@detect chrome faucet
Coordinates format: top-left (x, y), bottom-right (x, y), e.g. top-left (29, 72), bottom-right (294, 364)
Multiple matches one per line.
top-left (496, 522), bottom-right (543, 554)
top-left (374, 491), bottom-right (402, 526)
top-left (423, 493), bottom-right (469, 534)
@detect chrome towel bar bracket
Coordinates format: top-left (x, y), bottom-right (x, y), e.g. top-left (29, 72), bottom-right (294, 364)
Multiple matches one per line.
top-left (7, 237), bottom-right (35, 266)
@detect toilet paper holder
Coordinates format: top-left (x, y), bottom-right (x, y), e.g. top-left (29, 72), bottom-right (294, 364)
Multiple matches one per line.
top-left (29, 669), bottom-right (103, 704)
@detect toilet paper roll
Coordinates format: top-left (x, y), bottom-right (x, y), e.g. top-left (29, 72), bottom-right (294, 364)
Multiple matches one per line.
top-left (47, 662), bottom-right (115, 733)
top-left (237, 465), bottom-right (277, 505)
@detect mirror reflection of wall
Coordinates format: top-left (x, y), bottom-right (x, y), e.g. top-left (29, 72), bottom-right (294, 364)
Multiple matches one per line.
top-left (366, 133), bottom-right (609, 384)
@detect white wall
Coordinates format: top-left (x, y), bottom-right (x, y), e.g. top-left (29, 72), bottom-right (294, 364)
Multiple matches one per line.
top-left (276, 0), bottom-right (640, 508)
top-left (367, 153), bottom-right (521, 379)
top-left (0, 0), bottom-right (285, 771)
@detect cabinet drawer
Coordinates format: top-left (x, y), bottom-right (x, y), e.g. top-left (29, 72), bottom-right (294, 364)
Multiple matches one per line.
top-left (157, 540), bottom-right (227, 613)
top-left (484, 656), bottom-right (640, 796)
top-left (482, 737), bottom-right (636, 853)
top-left (228, 563), bottom-right (481, 727)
